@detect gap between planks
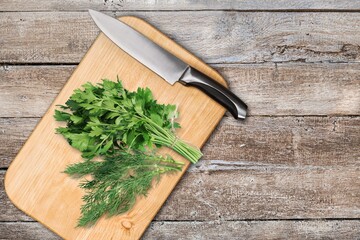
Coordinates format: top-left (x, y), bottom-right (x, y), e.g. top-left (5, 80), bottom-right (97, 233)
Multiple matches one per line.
top-left (2, 217), bottom-right (360, 223)
top-left (2, 0), bottom-right (360, 12)
top-left (2, 9), bottom-right (360, 13)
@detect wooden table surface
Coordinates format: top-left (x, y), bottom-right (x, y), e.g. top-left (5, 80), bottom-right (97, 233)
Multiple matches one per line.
top-left (1, 1), bottom-right (359, 239)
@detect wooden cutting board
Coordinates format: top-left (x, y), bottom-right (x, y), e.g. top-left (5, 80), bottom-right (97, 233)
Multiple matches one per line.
top-left (5, 16), bottom-right (226, 240)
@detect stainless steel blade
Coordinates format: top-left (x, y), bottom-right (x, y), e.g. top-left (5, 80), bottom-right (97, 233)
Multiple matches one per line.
top-left (89, 10), bottom-right (188, 85)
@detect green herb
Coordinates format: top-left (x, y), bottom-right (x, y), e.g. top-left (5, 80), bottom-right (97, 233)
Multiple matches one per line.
top-left (54, 78), bottom-right (202, 226)
top-left (65, 152), bottom-right (183, 227)
top-left (54, 78), bottom-right (202, 163)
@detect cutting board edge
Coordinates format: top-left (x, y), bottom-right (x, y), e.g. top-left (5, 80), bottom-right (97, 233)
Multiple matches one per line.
top-left (3, 181), bottom-right (62, 238)
top-left (3, 32), bottom-right (105, 212)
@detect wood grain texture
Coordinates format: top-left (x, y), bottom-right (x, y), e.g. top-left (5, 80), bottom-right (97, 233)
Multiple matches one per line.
top-left (1, 63), bottom-right (359, 118)
top-left (203, 117), bottom-right (360, 166)
top-left (2, 156), bottom-right (360, 222)
top-left (144, 220), bottom-right (360, 239)
top-left (2, 12), bottom-right (360, 64)
top-left (1, 220), bottom-right (360, 240)
top-left (2, 117), bottom-right (359, 222)
top-left (1, 0), bottom-right (360, 11)
top-left (0, 66), bottom-right (74, 118)
top-left (0, 222), bottom-right (60, 240)
top-left (1, 116), bottom-right (359, 169)
top-left (0, 171), bottom-right (33, 221)
top-left (0, 118), bottom-right (40, 169)
top-left (4, 16), bottom-right (226, 240)
top-left (158, 166), bottom-right (360, 220)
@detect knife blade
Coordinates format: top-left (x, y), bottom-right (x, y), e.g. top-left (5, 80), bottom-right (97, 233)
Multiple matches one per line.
top-left (89, 9), bottom-right (248, 119)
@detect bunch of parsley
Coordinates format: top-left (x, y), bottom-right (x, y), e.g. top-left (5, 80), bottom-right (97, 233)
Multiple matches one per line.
top-left (54, 78), bottom-right (202, 226)
top-left (55, 79), bottom-right (202, 163)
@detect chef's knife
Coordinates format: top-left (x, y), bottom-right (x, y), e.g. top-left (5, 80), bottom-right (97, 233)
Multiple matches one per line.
top-left (89, 10), bottom-right (248, 119)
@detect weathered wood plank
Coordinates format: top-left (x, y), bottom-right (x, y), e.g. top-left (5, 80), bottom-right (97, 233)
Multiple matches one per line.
top-left (2, 160), bottom-right (360, 222)
top-left (0, 66), bottom-right (73, 118)
top-left (203, 117), bottom-right (360, 166)
top-left (1, 171), bottom-right (33, 221)
top-left (1, 63), bottom-right (359, 118)
top-left (156, 166), bottom-right (360, 220)
top-left (1, 116), bottom-right (359, 220)
top-left (144, 220), bottom-right (360, 240)
top-left (0, 0), bottom-right (359, 11)
top-left (221, 63), bottom-right (360, 116)
top-left (2, 12), bottom-right (360, 64)
top-left (1, 116), bottom-right (359, 169)
top-left (0, 222), bottom-right (60, 240)
top-left (1, 220), bottom-right (360, 240)
top-left (0, 12), bottom-right (96, 63)
top-left (0, 118), bottom-right (39, 171)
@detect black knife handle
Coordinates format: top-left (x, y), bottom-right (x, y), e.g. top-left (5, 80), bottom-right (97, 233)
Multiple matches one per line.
top-left (179, 67), bottom-right (247, 120)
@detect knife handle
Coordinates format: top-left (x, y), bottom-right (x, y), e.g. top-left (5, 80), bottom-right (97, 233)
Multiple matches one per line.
top-left (179, 67), bottom-right (247, 120)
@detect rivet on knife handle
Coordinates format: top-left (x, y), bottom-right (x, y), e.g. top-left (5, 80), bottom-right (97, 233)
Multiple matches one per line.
top-left (179, 67), bottom-right (247, 119)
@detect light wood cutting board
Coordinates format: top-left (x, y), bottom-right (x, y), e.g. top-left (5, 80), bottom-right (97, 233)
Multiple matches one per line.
top-left (5, 16), bottom-right (226, 239)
